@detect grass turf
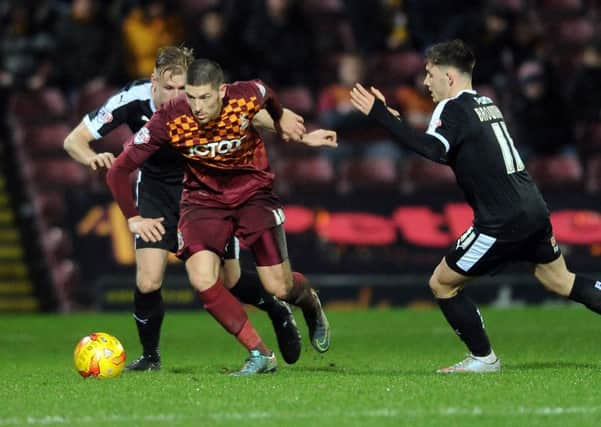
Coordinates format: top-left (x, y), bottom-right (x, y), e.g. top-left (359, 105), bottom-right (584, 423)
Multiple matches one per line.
top-left (1, 306), bottom-right (600, 427)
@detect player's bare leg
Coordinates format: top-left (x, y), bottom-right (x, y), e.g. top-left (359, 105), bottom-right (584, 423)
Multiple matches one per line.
top-left (258, 259), bottom-right (331, 354)
top-left (430, 258), bottom-right (500, 373)
top-left (535, 255), bottom-right (601, 313)
top-left (126, 248), bottom-right (169, 371)
top-left (222, 258), bottom-right (302, 364)
top-left (186, 250), bottom-right (276, 375)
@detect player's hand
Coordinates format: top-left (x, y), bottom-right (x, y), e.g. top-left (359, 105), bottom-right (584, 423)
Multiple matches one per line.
top-left (87, 152), bottom-right (116, 170)
top-left (350, 83), bottom-right (376, 115)
top-left (127, 216), bottom-right (165, 242)
top-left (277, 108), bottom-right (306, 142)
top-left (296, 129), bottom-right (338, 148)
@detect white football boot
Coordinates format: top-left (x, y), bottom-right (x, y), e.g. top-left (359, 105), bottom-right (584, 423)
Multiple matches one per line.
top-left (437, 353), bottom-right (501, 373)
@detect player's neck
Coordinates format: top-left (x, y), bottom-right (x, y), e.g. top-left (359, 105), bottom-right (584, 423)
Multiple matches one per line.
top-left (448, 82), bottom-right (473, 99)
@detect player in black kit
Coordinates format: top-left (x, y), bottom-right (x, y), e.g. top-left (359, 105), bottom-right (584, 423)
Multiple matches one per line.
top-left (350, 39), bottom-right (601, 373)
top-left (64, 46), bottom-right (306, 370)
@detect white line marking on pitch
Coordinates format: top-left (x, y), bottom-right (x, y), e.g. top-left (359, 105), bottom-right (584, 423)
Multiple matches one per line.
top-left (1, 407), bottom-right (599, 425)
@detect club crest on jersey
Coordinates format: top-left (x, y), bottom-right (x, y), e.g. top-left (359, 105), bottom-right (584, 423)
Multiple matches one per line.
top-left (93, 108), bottom-right (113, 126)
top-left (240, 114), bottom-right (249, 131)
top-left (134, 127), bottom-right (150, 145)
top-left (550, 236), bottom-right (559, 253)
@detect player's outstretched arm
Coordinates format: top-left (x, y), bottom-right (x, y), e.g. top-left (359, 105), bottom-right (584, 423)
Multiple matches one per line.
top-left (295, 129), bottom-right (338, 148)
top-left (63, 121), bottom-right (115, 170)
top-left (253, 108), bottom-right (306, 141)
top-left (350, 83), bottom-right (446, 163)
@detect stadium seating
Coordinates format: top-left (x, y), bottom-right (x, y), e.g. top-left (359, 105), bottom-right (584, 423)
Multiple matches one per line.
top-left (24, 122), bottom-right (71, 156)
top-left (400, 157), bottom-right (456, 194)
top-left (74, 83), bottom-right (118, 120)
top-left (9, 88), bottom-right (67, 125)
top-left (338, 156), bottom-right (398, 193)
top-left (32, 159), bottom-right (89, 188)
top-left (585, 154), bottom-right (601, 193)
top-left (278, 86), bottom-right (315, 118)
top-left (527, 154), bottom-right (583, 189)
top-left (276, 155), bottom-right (334, 195)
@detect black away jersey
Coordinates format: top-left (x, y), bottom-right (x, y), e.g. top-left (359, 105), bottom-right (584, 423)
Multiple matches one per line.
top-left (83, 80), bottom-right (184, 183)
top-left (426, 90), bottom-right (549, 239)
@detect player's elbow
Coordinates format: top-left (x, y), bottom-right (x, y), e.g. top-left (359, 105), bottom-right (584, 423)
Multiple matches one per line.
top-left (63, 134), bottom-right (75, 154)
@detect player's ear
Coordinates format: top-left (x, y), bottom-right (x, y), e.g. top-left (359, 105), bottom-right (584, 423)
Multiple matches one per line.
top-left (218, 84), bottom-right (227, 100)
top-left (446, 71), bottom-right (454, 87)
top-left (150, 73), bottom-right (158, 90)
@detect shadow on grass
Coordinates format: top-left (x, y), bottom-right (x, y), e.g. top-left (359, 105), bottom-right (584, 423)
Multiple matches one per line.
top-left (505, 362), bottom-right (598, 371)
top-left (291, 364), bottom-right (434, 377)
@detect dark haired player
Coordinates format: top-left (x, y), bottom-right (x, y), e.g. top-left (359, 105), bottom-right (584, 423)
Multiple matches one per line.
top-left (65, 47), bottom-right (312, 372)
top-left (351, 39), bottom-right (601, 373)
top-left (106, 58), bottom-right (336, 375)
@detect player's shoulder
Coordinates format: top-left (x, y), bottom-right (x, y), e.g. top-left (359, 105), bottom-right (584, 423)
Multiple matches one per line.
top-left (95, 79), bottom-right (152, 116)
top-left (113, 79), bottom-right (152, 104)
top-left (226, 80), bottom-right (268, 99)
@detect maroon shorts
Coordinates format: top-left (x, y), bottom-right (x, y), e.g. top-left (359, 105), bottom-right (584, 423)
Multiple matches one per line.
top-left (177, 190), bottom-right (285, 261)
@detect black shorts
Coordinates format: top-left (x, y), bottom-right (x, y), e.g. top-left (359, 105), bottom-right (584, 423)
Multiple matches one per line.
top-left (135, 172), bottom-right (181, 252)
top-left (445, 219), bottom-right (561, 277)
top-left (135, 172), bottom-right (238, 259)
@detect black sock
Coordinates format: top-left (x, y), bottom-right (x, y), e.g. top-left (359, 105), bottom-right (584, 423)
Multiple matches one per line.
top-left (437, 292), bottom-right (492, 357)
top-left (569, 275), bottom-right (601, 314)
top-left (133, 288), bottom-right (164, 359)
top-left (229, 269), bottom-right (287, 318)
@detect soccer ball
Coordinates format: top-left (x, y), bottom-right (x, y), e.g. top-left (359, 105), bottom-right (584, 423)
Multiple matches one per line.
top-left (73, 332), bottom-right (126, 378)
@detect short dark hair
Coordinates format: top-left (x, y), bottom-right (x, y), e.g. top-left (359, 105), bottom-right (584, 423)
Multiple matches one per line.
top-left (425, 39), bottom-right (476, 75)
top-left (154, 45), bottom-right (194, 77)
top-left (186, 59), bottom-right (224, 88)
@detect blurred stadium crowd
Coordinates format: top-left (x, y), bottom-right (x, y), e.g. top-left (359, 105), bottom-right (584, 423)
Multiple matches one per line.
top-left (1, 0), bottom-right (600, 307)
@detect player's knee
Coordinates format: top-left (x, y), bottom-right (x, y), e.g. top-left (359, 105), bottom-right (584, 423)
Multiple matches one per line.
top-left (221, 262), bottom-right (241, 289)
top-left (222, 271), bottom-right (240, 289)
top-left (261, 272), bottom-right (292, 299)
top-left (428, 274), bottom-right (458, 299)
top-left (136, 275), bottom-right (162, 293)
top-left (534, 268), bottom-right (573, 297)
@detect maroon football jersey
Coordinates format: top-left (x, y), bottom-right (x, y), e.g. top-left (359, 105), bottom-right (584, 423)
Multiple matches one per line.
top-left (115, 80), bottom-right (282, 213)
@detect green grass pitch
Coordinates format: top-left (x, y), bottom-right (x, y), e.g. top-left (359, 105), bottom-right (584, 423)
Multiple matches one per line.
top-left (1, 306), bottom-right (600, 426)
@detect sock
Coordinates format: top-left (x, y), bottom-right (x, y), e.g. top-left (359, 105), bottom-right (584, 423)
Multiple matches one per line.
top-left (282, 272), bottom-right (320, 315)
top-left (437, 291), bottom-right (492, 357)
top-left (229, 269), bottom-right (287, 318)
top-left (133, 288), bottom-right (164, 359)
top-left (473, 350), bottom-right (498, 363)
top-left (569, 275), bottom-right (601, 314)
top-left (198, 278), bottom-right (269, 355)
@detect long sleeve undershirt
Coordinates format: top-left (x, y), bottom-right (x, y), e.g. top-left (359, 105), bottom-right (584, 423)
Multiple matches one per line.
top-left (368, 99), bottom-right (448, 163)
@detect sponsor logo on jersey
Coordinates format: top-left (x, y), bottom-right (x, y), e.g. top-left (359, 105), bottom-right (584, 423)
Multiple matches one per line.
top-left (133, 127), bottom-right (150, 145)
top-left (177, 229), bottom-right (184, 251)
top-left (456, 226), bottom-right (475, 250)
top-left (187, 135), bottom-right (247, 158)
top-left (550, 236), bottom-right (559, 253)
top-left (240, 114), bottom-right (249, 131)
top-left (255, 82), bottom-right (266, 97)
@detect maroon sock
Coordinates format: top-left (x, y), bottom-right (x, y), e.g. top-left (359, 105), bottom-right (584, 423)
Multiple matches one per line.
top-left (199, 279), bottom-right (268, 353)
top-left (285, 272), bottom-right (319, 314)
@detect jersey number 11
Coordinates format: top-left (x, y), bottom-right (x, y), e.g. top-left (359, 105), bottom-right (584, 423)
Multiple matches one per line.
top-left (491, 121), bottom-right (525, 175)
